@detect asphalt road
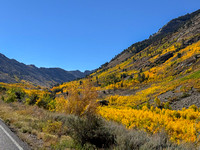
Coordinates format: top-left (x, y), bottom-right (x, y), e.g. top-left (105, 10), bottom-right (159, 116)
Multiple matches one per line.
top-left (0, 119), bottom-right (30, 150)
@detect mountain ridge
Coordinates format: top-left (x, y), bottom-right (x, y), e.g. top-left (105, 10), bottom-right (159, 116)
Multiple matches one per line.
top-left (100, 9), bottom-right (200, 70)
top-left (0, 53), bottom-right (92, 87)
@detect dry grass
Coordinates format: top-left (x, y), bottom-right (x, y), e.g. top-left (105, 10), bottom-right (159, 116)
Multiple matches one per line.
top-left (0, 100), bottom-right (73, 149)
top-left (0, 100), bottom-right (197, 150)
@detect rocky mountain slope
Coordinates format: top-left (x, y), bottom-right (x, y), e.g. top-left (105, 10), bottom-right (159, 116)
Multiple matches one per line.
top-left (0, 53), bottom-right (91, 87)
top-left (103, 9), bottom-right (200, 69)
top-left (56, 9), bottom-right (200, 110)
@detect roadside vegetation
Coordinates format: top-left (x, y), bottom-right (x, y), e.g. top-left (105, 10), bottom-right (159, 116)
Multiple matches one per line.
top-left (0, 80), bottom-right (200, 149)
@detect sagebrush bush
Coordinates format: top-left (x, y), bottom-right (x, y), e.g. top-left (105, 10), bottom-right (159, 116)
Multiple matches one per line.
top-left (65, 115), bottom-right (115, 148)
top-left (42, 120), bottom-right (62, 134)
top-left (107, 121), bottom-right (196, 150)
top-left (107, 121), bottom-right (149, 150)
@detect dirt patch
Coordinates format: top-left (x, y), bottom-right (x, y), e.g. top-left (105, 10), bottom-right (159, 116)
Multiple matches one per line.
top-left (157, 86), bottom-right (200, 110)
top-left (171, 91), bottom-right (200, 110)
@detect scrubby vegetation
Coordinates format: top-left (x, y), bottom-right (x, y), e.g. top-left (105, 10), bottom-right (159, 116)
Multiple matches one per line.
top-left (0, 80), bottom-right (200, 149)
top-left (0, 99), bottom-right (196, 150)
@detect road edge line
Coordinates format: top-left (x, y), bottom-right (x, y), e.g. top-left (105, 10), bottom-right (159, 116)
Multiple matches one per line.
top-left (0, 125), bottom-right (23, 150)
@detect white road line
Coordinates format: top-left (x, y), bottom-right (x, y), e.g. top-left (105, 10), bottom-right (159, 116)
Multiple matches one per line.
top-left (0, 125), bottom-right (23, 150)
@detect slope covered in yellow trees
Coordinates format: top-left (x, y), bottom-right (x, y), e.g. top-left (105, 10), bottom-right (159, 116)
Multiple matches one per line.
top-left (51, 40), bottom-right (200, 109)
top-left (48, 31), bottom-right (200, 147)
top-left (53, 39), bottom-right (200, 93)
top-left (99, 106), bottom-right (200, 144)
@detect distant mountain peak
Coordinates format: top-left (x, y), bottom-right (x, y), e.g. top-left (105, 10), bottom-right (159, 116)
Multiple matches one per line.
top-left (0, 53), bottom-right (92, 87)
top-left (100, 9), bottom-right (200, 70)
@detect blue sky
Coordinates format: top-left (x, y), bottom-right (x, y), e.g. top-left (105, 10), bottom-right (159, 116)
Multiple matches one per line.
top-left (0, 0), bottom-right (199, 71)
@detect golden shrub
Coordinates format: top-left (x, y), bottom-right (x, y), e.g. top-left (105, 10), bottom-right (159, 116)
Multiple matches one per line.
top-left (55, 79), bottom-right (98, 116)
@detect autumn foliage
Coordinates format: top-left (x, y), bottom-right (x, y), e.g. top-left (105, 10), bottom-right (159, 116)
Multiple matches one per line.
top-left (99, 106), bottom-right (200, 144)
top-left (55, 79), bottom-right (98, 116)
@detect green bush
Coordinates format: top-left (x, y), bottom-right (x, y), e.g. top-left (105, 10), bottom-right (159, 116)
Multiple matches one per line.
top-left (5, 88), bottom-right (25, 103)
top-left (0, 86), bottom-right (6, 92)
top-left (164, 102), bottom-right (171, 109)
top-left (26, 92), bottom-right (39, 105)
top-left (102, 73), bottom-right (121, 87)
top-left (36, 94), bottom-right (53, 109)
top-left (189, 104), bottom-right (198, 111)
top-left (137, 73), bottom-right (146, 83)
top-left (154, 97), bottom-right (161, 107)
top-left (65, 115), bottom-right (115, 148)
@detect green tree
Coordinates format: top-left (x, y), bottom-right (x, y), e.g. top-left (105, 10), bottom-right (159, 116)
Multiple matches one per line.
top-left (164, 102), bottom-right (171, 109)
top-left (137, 73), bottom-right (145, 83)
top-left (154, 97), bottom-right (161, 107)
top-left (36, 93), bottom-right (53, 109)
top-left (26, 92), bottom-right (39, 105)
top-left (5, 88), bottom-right (25, 103)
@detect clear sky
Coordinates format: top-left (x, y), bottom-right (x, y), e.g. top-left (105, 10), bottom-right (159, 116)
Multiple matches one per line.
top-left (0, 0), bottom-right (199, 71)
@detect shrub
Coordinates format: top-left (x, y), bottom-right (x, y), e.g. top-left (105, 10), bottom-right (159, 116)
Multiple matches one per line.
top-left (137, 73), bottom-right (146, 83)
top-left (43, 120), bottom-right (62, 134)
top-left (36, 94), bottom-right (53, 109)
top-left (65, 115), bottom-right (115, 148)
top-left (108, 122), bottom-right (149, 149)
top-left (168, 96), bottom-right (178, 103)
top-left (173, 112), bottom-right (181, 118)
top-left (55, 80), bottom-right (98, 116)
top-left (164, 102), bottom-right (171, 109)
top-left (140, 131), bottom-right (184, 150)
top-left (52, 87), bottom-right (63, 95)
top-left (0, 86), bottom-right (6, 92)
top-left (1, 96), bottom-right (4, 101)
top-left (107, 122), bottom-right (185, 150)
top-left (177, 53), bottom-right (182, 58)
top-left (102, 73), bottom-right (121, 86)
top-left (154, 97), bottom-right (161, 107)
top-left (181, 92), bottom-right (190, 98)
top-left (188, 105), bottom-right (198, 112)
top-left (26, 92), bottom-right (39, 105)
top-left (145, 100), bottom-right (151, 109)
top-left (5, 88), bottom-right (25, 103)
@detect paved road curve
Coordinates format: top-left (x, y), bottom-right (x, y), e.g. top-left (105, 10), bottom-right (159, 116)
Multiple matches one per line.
top-left (0, 119), bottom-right (30, 150)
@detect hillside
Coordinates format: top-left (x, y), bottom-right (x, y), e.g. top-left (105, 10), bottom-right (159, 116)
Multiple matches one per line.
top-left (54, 9), bottom-right (200, 109)
top-left (104, 9), bottom-right (200, 69)
top-left (0, 53), bottom-right (91, 87)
